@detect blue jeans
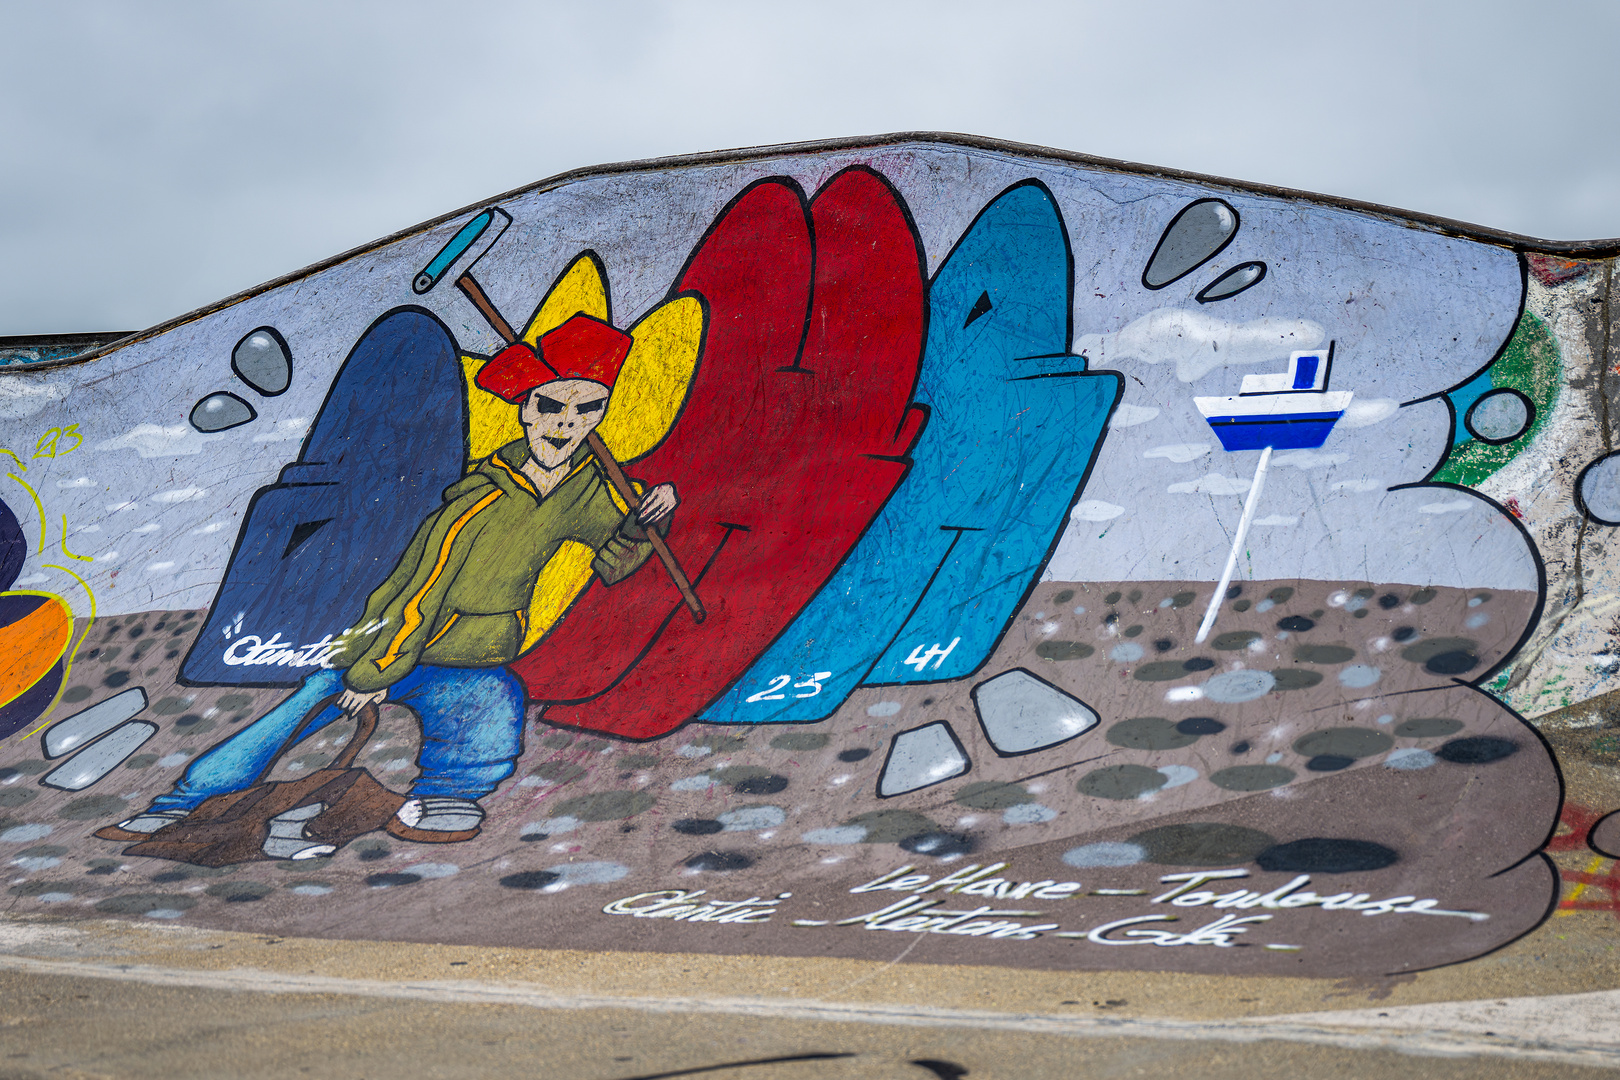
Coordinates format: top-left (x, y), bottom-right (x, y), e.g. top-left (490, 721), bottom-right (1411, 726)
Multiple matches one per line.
top-left (152, 665), bottom-right (527, 812)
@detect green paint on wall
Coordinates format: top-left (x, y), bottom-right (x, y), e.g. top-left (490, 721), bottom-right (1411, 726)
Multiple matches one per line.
top-left (1433, 310), bottom-right (1561, 488)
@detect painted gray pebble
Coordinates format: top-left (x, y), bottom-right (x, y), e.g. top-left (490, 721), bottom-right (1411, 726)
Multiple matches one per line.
top-left (878, 722), bottom-right (969, 796)
top-left (971, 669), bottom-right (1098, 755)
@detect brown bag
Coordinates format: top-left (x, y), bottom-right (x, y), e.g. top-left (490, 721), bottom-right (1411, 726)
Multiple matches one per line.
top-left (122, 695), bottom-right (404, 868)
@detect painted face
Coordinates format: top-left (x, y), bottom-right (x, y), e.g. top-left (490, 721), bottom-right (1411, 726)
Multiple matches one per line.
top-left (520, 379), bottom-right (610, 469)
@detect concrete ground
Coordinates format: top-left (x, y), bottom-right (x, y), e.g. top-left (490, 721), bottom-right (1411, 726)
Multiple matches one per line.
top-left (2, 905), bottom-right (1617, 1079)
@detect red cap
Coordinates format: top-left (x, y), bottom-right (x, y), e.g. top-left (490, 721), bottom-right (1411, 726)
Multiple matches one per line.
top-left (475, 314), bottom-right (634, 403)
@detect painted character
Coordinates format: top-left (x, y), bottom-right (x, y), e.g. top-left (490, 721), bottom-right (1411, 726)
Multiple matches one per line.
top-left (100, 313), bottom-right (676, 848)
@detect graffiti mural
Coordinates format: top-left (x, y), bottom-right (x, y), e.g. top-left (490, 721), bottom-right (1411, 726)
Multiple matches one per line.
top-left (3, 133), bottom-right (1615, 979)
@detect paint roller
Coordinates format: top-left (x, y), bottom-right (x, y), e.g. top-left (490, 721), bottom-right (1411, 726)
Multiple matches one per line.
top-left (410, 207), bottom-right (706, 624)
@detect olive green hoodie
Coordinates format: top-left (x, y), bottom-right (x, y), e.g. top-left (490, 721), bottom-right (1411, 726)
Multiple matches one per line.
top-left (335, 439), bottom-right (661, 693)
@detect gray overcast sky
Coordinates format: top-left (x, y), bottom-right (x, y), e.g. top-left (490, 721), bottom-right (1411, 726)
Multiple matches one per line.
top-left (3, 0), bottom-right (1617, 334)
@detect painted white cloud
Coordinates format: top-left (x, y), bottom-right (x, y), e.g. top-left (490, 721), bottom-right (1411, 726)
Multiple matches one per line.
top-left (1340, 398), bottom-right (1402, 428)
top-left (1271, 450), bottom-right (1350, 470)
top-left (190, 522), bottom-right (227, 535)
top-left (1331, 477), bottom-right (1385, 493)
top-left (1075, 308), bottom-right (1325, 382)
top-left (1252, 514), bottom-right (1299, 526)
top-left (252, 417), bottom-right (310, 443)
top-left (1144, 443), bottom-right (1211, 464)
top-left (1419, 498), bottom-right (1475, 514)
top-left (1108, 404), bottom-right (1160, 428)
top-left (1071, 500), bottom-right (1125, 522)
top-left (0, 379), bottom-right (69, 419)
top-left (55, 476), bottom-right (92, 488)
top-left (1167, 473), bottom-right (1252, 496)
top-left (97, 423), bottom-right (212, 458)
top-left (152, 486), bottom-right (207, 503)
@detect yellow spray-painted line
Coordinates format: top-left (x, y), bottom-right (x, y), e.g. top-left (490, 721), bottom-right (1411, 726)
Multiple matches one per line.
top-left (59, 515), bottom-right (91, 562)
top-left (1556, 854), bottom-right (1610, 916)
top-left (6, 470), bottom-right (45, 550)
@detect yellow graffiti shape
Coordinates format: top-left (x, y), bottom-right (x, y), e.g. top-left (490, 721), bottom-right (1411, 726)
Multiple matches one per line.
top-left (600, 295), bottom-right (704, 464)
top-left (522, 252), bottom-right (611, 346)
top-left (523, 541), bottom-right (597, 652)
top-left (455, 252), bottom-right (704, 649)
top-left (461, 253), bottom-right (612, 462)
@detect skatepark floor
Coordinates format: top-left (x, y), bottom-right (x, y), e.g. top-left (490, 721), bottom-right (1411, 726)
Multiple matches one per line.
top-left (1, 905), bottom-right (1616, 1079)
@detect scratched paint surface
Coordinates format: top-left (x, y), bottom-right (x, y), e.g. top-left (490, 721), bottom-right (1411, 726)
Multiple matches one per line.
top-left (2, 135), bottom-right (1614, 979)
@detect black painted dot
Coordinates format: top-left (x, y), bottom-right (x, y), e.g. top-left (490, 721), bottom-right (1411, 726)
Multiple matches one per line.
top-left (519, 832), bottom-right (549, 842)
top-left (1104, 591), bottom-right (1122, 604)
top-left (684, 851), bottom-right (754, 871)
top-left (500, 871), bottom-right (561, 890)
top-left (1378, 593), bottom-right (1402, 609)
top-left (1124, 624), bottom-right (1143, 637)
top-left (1256, 838), bottom-right (1398, 874)
top-left (1176, 717), bottom-right (1226, 736)
top-left (1392, 627), bottom-right (1417, 642)
top-left (165, 649), bottom-right (180, 660)
top-left (1276, 616), bottom-right (1315, 632)
top-left (1230, 741), bottom-right (1251, 754)
top-left (150, 871), bottom-right (189, 884)
top-left (1306, 755), bottom-right (1355, 772)
top-left (1425, 650), bottom-right (1479, 675)
top-left (1436, 737), bottom-right (1518, 764)
top-left (357, 848), bottom-right (390, 862)
top-left (175, 714), bottom-right (203, 728)
top-left (673, 819), bottom-right (724, 835)
top-left (1226, 584), bottom-right (1243, 599)
top-left (365, 873), bottom-right (422, 889)
top-left (837, 749), bottom-right (871, 762)
top-left (1054, 589), bottom-right (1075, 603)
top-left (103, 670), bottom-right (131, 688)
top-left (86, 866), bottom-right (117, 876)
top-left (921, 698), bottom-right (935, 706)
top-left (733, 775), bottom-right (788, 795)
top-left (128, 627), bottom-right (144, 638)
top-left (1182, 657), bottom-right (1215, 672)
top-left (206, 881), bottom-right (274, 902)
top-left (899, 832), bottom-right (975, 858)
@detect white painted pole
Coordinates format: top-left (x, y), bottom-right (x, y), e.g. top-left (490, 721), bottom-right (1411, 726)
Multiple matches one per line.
top-left (1194, 445), bottom-right (1273, 645)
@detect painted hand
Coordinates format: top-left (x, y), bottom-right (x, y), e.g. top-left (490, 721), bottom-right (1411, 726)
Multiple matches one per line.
top-left (337, 688), bottom-right (387, 715)
top-left (637, 483), bottom-right (679, 526)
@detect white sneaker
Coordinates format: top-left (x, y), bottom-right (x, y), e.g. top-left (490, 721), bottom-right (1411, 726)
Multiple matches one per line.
top-left (262, 802), bottom-right (337, 860)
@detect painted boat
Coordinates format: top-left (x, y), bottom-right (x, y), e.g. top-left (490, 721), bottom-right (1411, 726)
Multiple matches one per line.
top-left (1193, 347), bottom-right (1352, 451)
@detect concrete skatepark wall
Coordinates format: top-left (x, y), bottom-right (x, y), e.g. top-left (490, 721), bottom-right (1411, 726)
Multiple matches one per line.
top-left (0, 132), bottom-right (1616, 982)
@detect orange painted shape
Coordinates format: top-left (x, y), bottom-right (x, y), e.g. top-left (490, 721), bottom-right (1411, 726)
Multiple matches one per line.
top-left (0, 593), bottom-right (73, 709)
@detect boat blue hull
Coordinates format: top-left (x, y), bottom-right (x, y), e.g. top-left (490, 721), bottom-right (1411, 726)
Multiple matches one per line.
top-left (1205, 411), bottom-right (1344, 451)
